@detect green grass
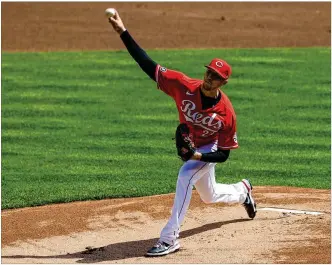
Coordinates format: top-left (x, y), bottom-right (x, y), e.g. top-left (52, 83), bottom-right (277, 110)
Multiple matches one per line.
top-left (2, 47), bottom-right (331, 209)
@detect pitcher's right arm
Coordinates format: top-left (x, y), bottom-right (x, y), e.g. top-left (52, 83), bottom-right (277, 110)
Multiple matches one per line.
top-left (108, 10), bottom-right (157, 81)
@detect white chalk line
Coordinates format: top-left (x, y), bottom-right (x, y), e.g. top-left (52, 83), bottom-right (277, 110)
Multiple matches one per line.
top-left (258, 207), bottom-right (324, 215)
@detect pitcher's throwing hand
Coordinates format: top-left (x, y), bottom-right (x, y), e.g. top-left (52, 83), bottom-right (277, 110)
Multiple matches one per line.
top-left (108, 9), bottom-right (126, 34)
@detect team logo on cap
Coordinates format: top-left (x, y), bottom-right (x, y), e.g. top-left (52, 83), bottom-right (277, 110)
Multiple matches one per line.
top-left (216, 61), bottom-right (224, 68)
top-left (160, 67), bottom-right (167, 72)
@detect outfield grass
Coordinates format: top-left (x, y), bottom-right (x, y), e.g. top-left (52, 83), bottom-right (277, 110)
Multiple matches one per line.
top-left (2, 47), bottom-right (330, 209)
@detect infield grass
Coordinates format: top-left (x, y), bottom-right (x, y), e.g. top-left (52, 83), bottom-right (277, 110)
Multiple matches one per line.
top-left (2, 47), bottom-right (331, 209)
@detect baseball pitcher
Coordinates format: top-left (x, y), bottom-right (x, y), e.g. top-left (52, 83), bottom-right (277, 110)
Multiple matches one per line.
top-left (108, 10), bottom-right (257, 256)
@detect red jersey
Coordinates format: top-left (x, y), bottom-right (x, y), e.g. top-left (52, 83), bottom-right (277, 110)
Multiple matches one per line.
top-left (155, 65), bottom-right (238, 150)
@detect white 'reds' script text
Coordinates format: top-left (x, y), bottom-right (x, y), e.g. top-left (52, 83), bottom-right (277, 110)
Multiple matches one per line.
top-left (180, 100), bottom-right (223, 134)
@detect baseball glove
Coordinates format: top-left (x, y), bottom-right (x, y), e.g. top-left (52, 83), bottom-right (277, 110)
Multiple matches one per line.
top-left (175, 123), bottom-right (196, 161)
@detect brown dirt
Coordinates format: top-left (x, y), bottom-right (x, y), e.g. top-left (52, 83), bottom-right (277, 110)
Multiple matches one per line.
top-left (1, 188), bottom-right (330, 264)
top-left (1, 2), bottom-right (331, 264)
top-left (1, 2), bottom-right (330, 52)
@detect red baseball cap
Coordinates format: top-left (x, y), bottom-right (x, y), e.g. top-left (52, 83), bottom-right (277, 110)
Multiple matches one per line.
top-left (205, 58), bottom-right (232, 80)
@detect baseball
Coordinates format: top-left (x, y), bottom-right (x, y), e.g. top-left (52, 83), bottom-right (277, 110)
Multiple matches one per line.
top-left (105, 8), bottom-right (116, 18)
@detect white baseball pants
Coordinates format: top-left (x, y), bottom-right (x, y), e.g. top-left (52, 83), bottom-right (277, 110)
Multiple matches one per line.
top-left (160, 142), bottom-right (248, 245)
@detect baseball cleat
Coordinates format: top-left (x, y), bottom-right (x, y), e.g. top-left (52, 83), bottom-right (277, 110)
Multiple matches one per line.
top-left (242, 179), bottom-right (257, 219)
top-left (146, 240), bottom-right (180, 256)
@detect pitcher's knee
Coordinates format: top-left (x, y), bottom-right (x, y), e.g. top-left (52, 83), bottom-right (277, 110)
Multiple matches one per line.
top-left (178, 174), bottom-right (195, 187)
top-left (199, 194), bottom-right (215, 204)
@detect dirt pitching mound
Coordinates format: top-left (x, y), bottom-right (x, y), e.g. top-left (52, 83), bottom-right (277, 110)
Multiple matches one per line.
top-left (2, 187), bottom-right (330, 264)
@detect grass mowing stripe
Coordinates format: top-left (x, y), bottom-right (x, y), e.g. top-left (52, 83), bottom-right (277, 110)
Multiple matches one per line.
top-left (2, 47), bottom-right (330, 209)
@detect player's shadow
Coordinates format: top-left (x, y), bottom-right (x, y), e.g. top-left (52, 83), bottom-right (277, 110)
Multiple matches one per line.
top-left (3, 218), bottom-right (250, 263)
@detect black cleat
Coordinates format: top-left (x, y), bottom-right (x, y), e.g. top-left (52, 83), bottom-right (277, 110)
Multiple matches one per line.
top-left (242, 179), bottom-right (257, 219)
